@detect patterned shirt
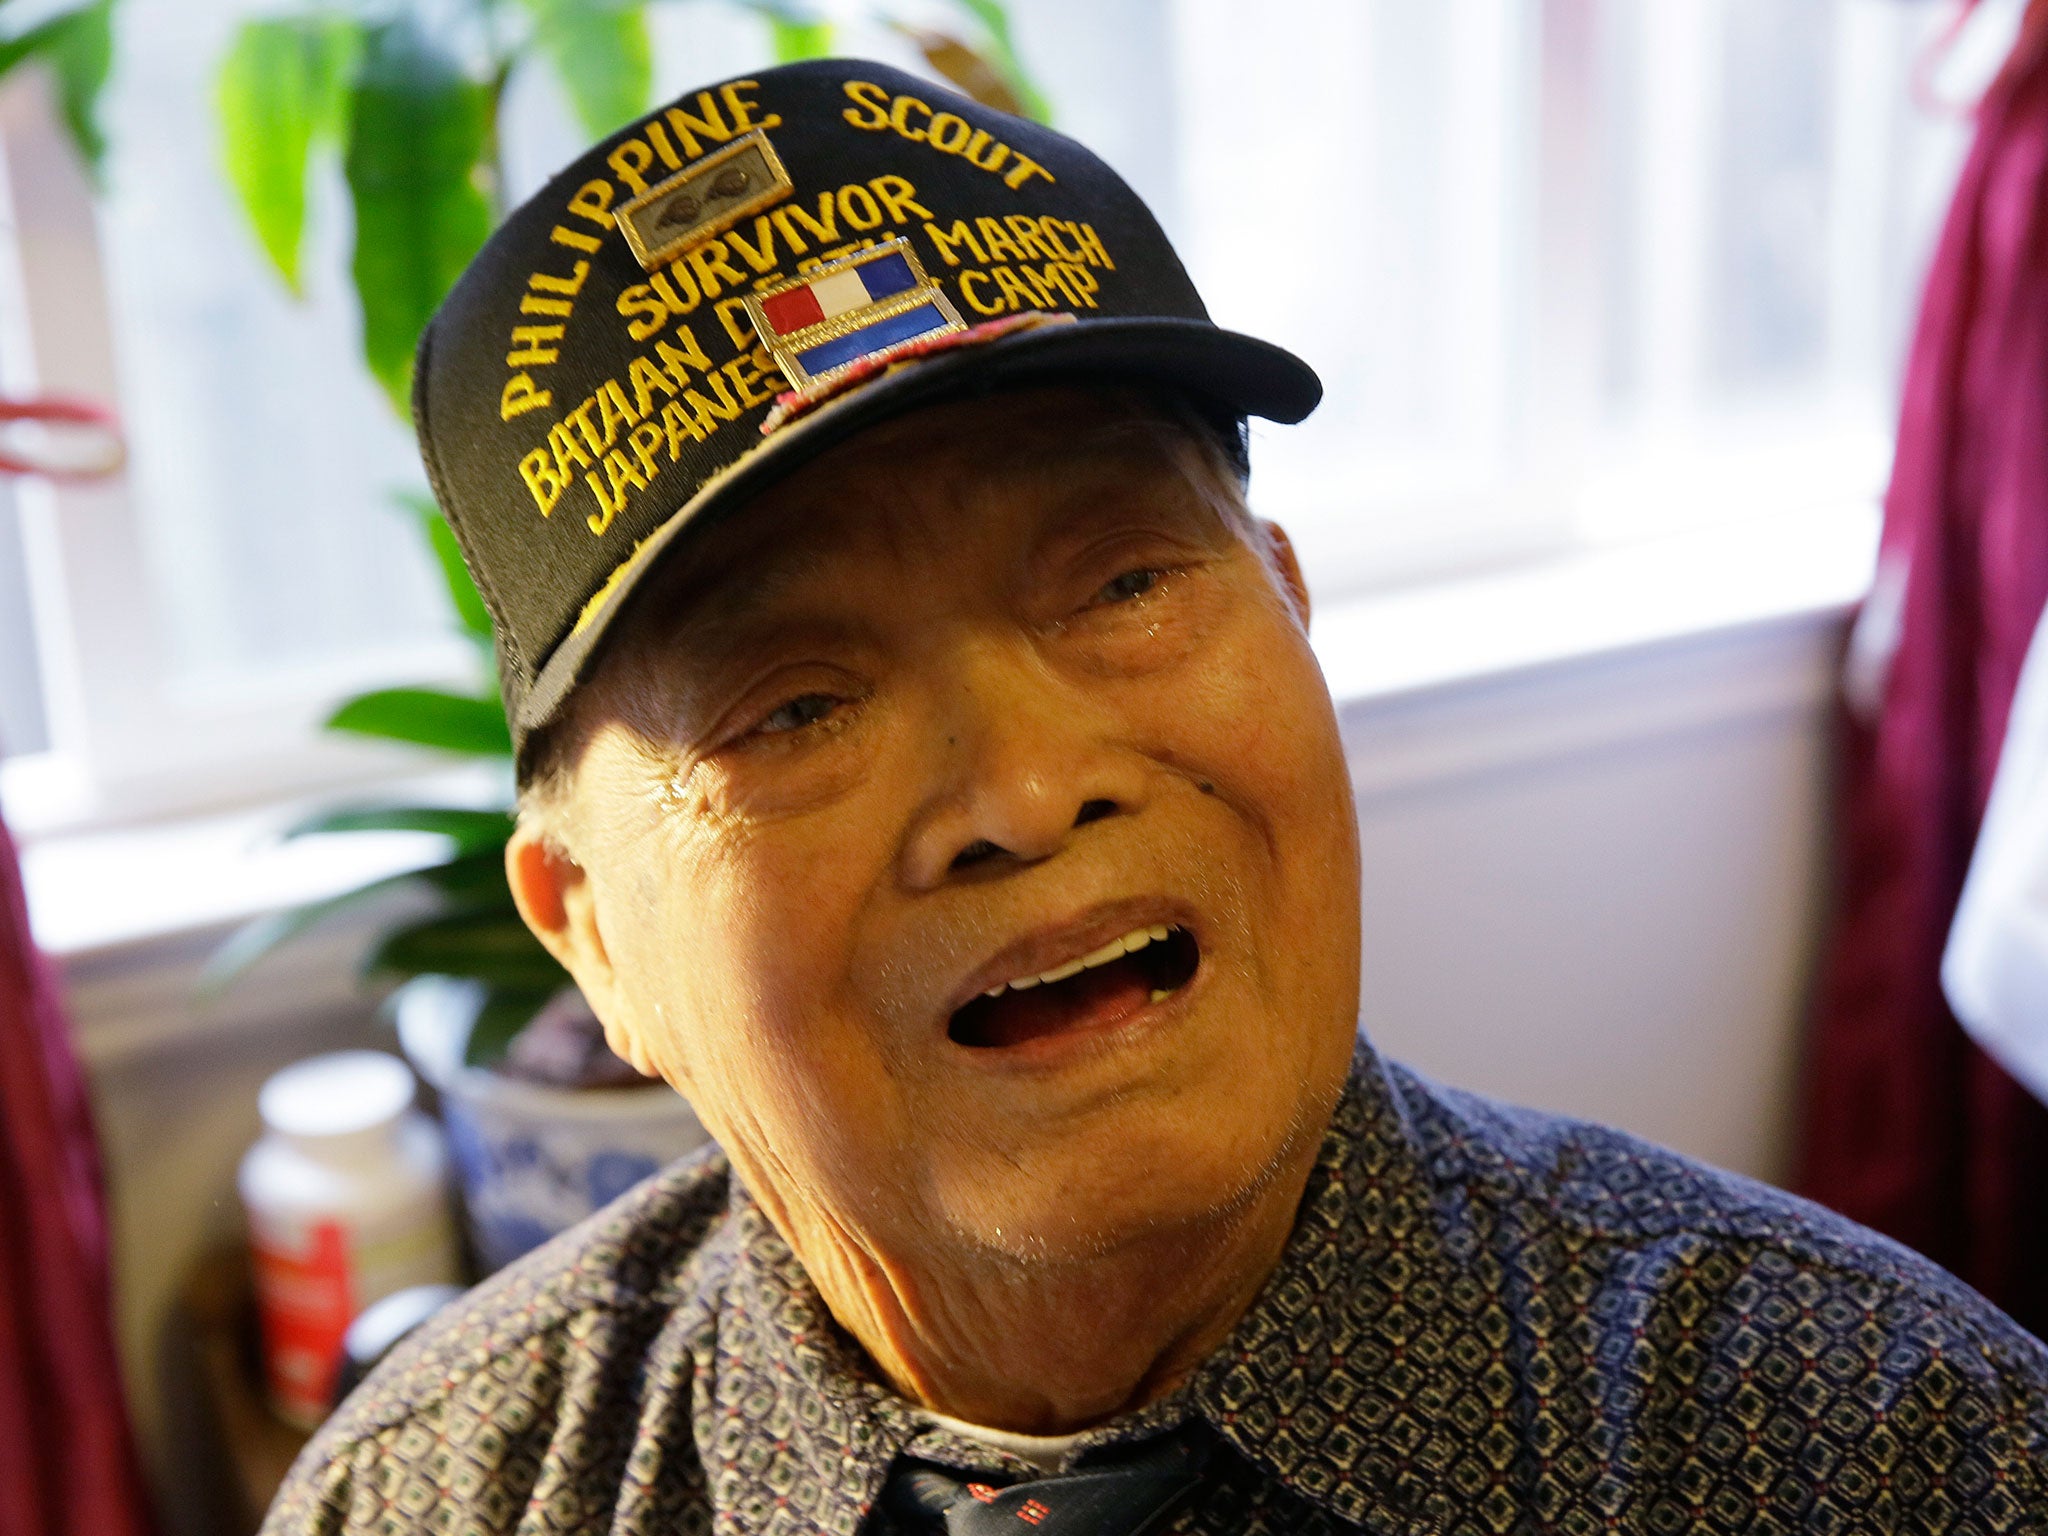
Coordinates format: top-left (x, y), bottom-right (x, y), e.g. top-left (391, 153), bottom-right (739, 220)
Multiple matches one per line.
top-left (261, 1040), bottom-right (2048, 1534)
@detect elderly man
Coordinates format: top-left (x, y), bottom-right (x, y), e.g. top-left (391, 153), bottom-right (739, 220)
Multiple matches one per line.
top-left (267, 59), bottom-right (2048, 1536)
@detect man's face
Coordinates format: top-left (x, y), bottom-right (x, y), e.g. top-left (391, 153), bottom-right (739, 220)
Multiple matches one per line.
top-left (532, 387), bottom-right (1362, 1271)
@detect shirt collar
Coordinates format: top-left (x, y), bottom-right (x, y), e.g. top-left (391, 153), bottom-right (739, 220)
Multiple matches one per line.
top-left (700, 1035), bottom-right (1454, 1535)
top-left (1185, 1039), bottom-right (1454, 1533)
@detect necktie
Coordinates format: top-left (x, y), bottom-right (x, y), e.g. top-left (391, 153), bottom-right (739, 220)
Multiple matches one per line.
top-left (880, 1422), bottom-right (1212, 1536)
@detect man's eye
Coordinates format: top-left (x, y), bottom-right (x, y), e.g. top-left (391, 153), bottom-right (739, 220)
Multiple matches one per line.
top-left (754, 693), bottom-right (838, 736)
top-left (1098, 567), bottom-right (1163, 603)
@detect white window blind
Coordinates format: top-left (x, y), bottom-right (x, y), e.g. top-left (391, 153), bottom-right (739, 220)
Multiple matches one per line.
top-left (1171, 0), bottom-right (2004, 597)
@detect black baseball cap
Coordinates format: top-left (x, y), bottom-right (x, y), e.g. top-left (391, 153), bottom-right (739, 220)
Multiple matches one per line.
top-left (412, 57), bottom-right (1321, 774)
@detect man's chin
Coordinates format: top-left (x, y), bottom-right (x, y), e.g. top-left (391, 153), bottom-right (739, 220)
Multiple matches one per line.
top-left (932, 1104), bottom-right (1317, 1269)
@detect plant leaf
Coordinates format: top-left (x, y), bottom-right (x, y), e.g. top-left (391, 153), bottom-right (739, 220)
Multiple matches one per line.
top-left (344, 20), bottom-right (495, 414)
top-left (284, 803), bottom-right (513, 855)
top-left (464, 985), bottom-right (558, 1067)
top-left (204, 886), bottom-right (377, 992)
top-left (891, 25), bottom-right (1023, 118)
top-left (202, 855), bottom-right (460, 991)
top-left (0, 22), bottom-right (49, 82)
top-left (768, 16), bottom-right (832, 63)
top-left (396, 489), bottom-right (494, 642)
top-left (730, 2), bottom-right (832, 64)
top-left (0, 0), bottom-right (116, 177)
top-left (514, 0), bottom-right (650, 140)
top-left (216, 15), bottom-right (361, 296)
top-left (368, 910), bottom-right (567, 992)
top-left (203, 848), bottom-right (512, 992)
top-left (941, 0), bottom-right (1049, 121)
top-left (412, 848), bottom-right (515, 906)
top-left (326, 686), bottom-right (512, 757)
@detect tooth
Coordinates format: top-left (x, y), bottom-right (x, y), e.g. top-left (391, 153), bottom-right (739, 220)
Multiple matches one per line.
top-left (1078, 935), bottom-right (1129, 969)
top-left (993, 925), bottom-right (1170, 998)
top-left (1149, 989), bottom-right (1171, 1002)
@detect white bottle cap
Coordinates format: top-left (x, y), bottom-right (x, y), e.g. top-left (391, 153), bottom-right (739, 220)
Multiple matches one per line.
top-left (259, 1050), bottom-right (417, 1143)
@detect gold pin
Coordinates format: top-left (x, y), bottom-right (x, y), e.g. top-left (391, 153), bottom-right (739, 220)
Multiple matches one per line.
top-left (615, 130), bottom-right (793, 272)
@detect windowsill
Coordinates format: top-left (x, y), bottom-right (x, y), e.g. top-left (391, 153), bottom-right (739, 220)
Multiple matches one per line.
top-left (20, 764), bottom-right (509, 961)
top-left (1307, 500), bottom-right (1877, 706)
top-left (17, 503), bottom-right (1879, 966)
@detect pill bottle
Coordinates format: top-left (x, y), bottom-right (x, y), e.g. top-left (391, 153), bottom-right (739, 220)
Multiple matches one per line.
top-left (238, 1050), bottom-right (461, 1429)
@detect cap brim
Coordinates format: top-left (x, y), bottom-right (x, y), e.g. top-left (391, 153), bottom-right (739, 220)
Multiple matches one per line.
top-left (517, 316), bottom-right (1320, 746)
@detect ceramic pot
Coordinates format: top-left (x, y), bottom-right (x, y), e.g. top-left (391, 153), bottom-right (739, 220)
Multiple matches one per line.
top-left (394, 976), bottom-right (712, 1273)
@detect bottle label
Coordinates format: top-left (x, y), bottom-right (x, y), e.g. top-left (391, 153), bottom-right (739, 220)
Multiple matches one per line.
top-left (251, 1218), bottom-right (356, 1429)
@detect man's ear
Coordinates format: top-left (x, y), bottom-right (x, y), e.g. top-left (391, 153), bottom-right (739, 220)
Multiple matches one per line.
top-left (506, 822), bottom-right (618, 1015)
top-left (1257, 518), bottom-right (1312, 630)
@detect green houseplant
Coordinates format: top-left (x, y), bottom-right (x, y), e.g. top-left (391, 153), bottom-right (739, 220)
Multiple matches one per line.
top-left (193, 0), bottom-right (1046, 1072)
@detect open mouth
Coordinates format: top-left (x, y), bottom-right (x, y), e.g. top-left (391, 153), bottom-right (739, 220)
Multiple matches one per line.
top-left (948, 925), bottom-right (1201, 1049)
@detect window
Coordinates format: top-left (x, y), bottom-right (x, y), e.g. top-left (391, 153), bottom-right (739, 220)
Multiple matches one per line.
top-left (0, 483), bottom-right (49, 757)
top-left (0, 31), bottom-right (474, 832)
top-left (0, 0), bottom-right (2016, 835)
top-left (1172, 0), bottom-right (2008, 595)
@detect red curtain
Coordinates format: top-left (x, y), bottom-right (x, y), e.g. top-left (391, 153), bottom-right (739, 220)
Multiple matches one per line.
top-left (0, 800), bottom-right (155, 1536)
top-left (1798, 3), bottom-right (2048, 1336)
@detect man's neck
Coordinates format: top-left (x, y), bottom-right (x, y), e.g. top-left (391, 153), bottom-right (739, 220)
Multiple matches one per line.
top-left (764, 1145), bottom-right (1319, 1436)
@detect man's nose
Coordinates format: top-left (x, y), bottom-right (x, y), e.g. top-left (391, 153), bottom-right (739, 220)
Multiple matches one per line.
top-left (898, 638), bottom-right (1147, 888)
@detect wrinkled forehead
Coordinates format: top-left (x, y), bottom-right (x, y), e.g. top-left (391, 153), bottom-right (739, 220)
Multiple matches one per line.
top-left (626, 387), bottom-right (1242, 646)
